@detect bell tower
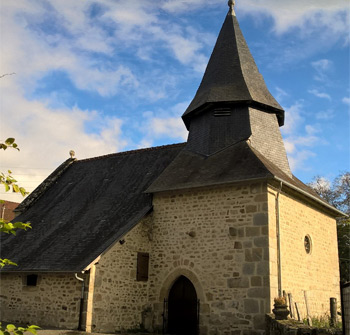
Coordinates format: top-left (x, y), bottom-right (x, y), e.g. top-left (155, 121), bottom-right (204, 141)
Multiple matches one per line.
top-left (183, 0), bottom-right (291, 177)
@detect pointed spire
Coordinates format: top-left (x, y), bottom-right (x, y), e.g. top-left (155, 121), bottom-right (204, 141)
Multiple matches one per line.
top-left (182, 5), bottom-right (284, 129)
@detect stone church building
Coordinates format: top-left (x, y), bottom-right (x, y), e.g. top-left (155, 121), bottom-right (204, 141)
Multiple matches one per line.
top-left (0, 3), bottom-right (342, 335)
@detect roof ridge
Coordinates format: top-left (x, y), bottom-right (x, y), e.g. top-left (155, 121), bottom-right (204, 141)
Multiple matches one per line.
top-left (76, 142), bottom-right (186, 163)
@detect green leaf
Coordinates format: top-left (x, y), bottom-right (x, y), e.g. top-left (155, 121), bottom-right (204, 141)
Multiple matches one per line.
top-left (5, 138), bottom-right (15, 145)
top-left (27, 326), bottom-right (40, 329)
top-left (6, 325), bottom-right (15, 332)
top-left (12, 184), bottom-right (19, 193)
top-left (4, 184), bottom-right (9, 192)
top-left (19, 187), bottom-right (27, 196)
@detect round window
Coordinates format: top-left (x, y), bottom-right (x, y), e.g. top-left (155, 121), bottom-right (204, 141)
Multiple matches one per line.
top-left (304, 235), bottom-right (312, 254)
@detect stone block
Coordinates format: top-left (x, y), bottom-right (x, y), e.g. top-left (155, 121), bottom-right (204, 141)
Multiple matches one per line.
top-left (227, 277), bottom-right (249, 288)
top-left (246, 226), bottom-right (260, 237)
top-left (245, 248), bottom-right (263, 262)
top-left (254, 194), bottom-right (267, 202)
top-left (246, 205), bottom-right (257, 213)
top-left (229, 227), bottom-right (237, 236)
top-left (242, 263), bottom-right (255, 275)
top-left (243, 299), bottom-right (259, 313)
top-left (256, 262), bottom-right (269, 275)
top-left (253, 314), bottom-right (265, 330)
top-left (250, 184), bottom-right (261, 194)
top-left (253, 213), bottom-right (268, 226)
top-left (253, 236), bottom-right (268, 247)
top-left (247, 287), bottom-right (269, 298)
top-left (234, 241), bottom-right (243, 249)
top-left (251, 276), bottom-right (262, 287)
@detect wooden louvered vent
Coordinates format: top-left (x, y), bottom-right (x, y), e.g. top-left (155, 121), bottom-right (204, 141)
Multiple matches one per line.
top-left (137, 252), bottom-right (149, 281)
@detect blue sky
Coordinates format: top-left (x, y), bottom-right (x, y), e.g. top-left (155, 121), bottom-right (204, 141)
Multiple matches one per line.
top-left (0, 0), bottom-right (349, 202)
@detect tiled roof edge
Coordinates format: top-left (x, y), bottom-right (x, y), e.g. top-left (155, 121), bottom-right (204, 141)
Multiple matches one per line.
top-left (76, 143), bottom-right (186, 163)
top-left (248, 143), bottom-right (345, 217)
top-left (15, 158), bottom-right (76, 214)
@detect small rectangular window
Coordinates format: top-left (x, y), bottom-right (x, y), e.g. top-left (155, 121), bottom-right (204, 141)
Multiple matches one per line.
top-left (26, 274), bottom-right (38, 286)
top-left (137, 252), bottom-right (149, 281)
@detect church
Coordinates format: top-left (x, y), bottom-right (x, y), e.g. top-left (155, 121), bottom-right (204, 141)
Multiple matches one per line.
top-left (0, 2), bottom-right (342, 334)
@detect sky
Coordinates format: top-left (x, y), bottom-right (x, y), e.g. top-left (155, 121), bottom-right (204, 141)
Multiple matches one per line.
top-left (0, 0), bottom-right (349, 202)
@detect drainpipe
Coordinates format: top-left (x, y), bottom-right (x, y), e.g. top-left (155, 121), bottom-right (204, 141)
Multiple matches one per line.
top-left (75, 273), bottom-right (85, 330)
top-left (276, 181), bottom-right (283, 297)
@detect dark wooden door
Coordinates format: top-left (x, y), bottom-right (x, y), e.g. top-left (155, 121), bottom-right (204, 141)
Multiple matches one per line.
top-left (168, 276), bottom-right (198, 335)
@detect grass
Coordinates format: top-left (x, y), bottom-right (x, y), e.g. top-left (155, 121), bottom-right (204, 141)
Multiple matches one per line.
top-left (303, 315), bottom-right (342, 329)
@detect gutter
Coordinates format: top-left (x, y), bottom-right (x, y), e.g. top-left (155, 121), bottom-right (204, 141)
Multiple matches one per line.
top-left (75, 273), bottom-right (85, 331)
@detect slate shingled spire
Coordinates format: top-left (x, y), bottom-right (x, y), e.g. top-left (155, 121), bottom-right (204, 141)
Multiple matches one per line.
top-left (182, 1), bottom-right (284, 130)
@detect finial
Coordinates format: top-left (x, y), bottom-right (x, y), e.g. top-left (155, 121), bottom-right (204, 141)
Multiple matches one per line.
top-left (228, 0), bottom-right (236, 16)
top-left (69, 150), bottom-right (75, 158)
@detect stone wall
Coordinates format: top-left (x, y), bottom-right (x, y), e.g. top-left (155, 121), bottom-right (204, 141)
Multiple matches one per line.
top-left (89, 216), bottom-right (152, 333)
top-left (0, 273), bottom-right (81, 329)
top-left (149, 182), bottom-right (270, 335)
top-left (267, 185), bottom-right (340, 319)
top-left (265, 314), bottom-right (342, 335)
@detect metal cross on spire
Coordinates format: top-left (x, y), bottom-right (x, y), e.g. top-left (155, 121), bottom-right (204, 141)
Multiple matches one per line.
top-left (228, 0), bottom-right (236, 16)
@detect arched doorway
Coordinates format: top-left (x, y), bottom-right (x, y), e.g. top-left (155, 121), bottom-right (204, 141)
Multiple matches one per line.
top-left (167, 275), bottom-right (198, 334)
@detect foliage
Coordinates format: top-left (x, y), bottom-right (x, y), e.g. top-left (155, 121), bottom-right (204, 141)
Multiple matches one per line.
top-left (0, 138), bottom-right (32, 268)
top-left (309, 172), bottom-right (350, 282)
top-left (0, 323), bottom-right (40, 335)
top-left (0, 138), bottom-right (39, 334)
top-left (302, 315), bottom-right (342, 329)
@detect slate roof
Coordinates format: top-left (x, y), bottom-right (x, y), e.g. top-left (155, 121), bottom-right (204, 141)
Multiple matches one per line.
top-left (0, 143), bottom-right (185, 272)
top-left (146, 141), bottom-right (343, 216)
top-left (182, 10), bottom-right (284, 129)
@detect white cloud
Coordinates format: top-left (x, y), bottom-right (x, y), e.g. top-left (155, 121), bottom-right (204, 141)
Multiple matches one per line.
top-left (0, 83), bottom-right (128, 202)
top-left (308, 89), bottom-right (331, 101)
top-left (281, 101), bottom-right (304, 135)
top-left (137, 102), bottom-right (189, 147)
top-left (282, 102), bottom-right (326, 172)
top-left (239, 0), bottom-right (349, 35)
top-left (288, 150), bottom-right (316, 171)
top-left (342, 97), bottom-right (350, 106)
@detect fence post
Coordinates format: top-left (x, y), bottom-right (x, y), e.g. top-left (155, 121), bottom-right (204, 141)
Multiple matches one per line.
top-left (330, 297), bottom-right (337, 327)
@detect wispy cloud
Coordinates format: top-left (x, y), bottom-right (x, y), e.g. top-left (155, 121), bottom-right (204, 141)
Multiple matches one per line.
top-left (316, 109), bottom-right (336, 120)
top-left (308, 89), bottom-right (332, 100)
top-left (275, 87), bottom-right (289, 102)
top-left (282, 102), bottom-right (326, 171)
top-left (311, 59), bottom-right (333, 82)
top-left (138, 102), bottom-right (189, 147)
top-left (240, 0), bottom-right (349, 36)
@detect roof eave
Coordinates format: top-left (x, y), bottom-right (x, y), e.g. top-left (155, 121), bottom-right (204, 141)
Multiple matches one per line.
top-left (272, 176), bottom-right (346, 217)
top-left (182, 100), bottom-right (285, 130)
